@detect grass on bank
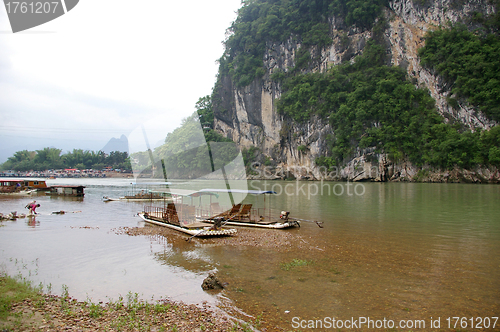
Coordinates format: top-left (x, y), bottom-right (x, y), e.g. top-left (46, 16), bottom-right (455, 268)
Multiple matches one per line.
top-left (0, 272), bottom-right (258, 331)
top-left (0, 273), bottom-right (42, 320)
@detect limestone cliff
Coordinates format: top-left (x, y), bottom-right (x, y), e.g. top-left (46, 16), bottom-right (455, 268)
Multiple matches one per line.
top-left (212, 0), bottom-right (499, 183)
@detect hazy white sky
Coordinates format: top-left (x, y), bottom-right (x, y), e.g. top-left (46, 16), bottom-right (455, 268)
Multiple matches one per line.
top-left (0, 0), bottom-right (241, 162)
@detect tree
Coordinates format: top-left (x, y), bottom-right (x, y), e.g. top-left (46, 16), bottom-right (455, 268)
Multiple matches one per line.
top-left (196, 95), bottom-right (214, 130)
top-left (1, 150), bottom-right (36, 171)
top-left (34, 147), bottom-right (63, 170)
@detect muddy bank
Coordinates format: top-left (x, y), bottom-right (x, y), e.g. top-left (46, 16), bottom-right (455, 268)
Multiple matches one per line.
top-left (112, 224), bottom-right (320, 252)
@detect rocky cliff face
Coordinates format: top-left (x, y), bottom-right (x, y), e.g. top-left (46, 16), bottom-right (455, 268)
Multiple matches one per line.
top-left (388, 0), bottom-right (497, 130)
top-left (213, 0), bottom-right (499, 183)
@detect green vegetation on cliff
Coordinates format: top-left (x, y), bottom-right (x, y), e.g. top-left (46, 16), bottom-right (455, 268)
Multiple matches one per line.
top-left (211, 0), bottom-right (500, 172)
top-left (419, 24), bottom-right (500, 122)
top-left (277, 40), bottom-right (500, 169)
top-left (219, 0), bottom-right (387, 87)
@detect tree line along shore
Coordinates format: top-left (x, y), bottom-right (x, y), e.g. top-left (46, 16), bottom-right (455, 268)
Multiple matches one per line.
top-left (0, 169), bottom-right (132, 179)
top-left (0, 148), bottom-right (132, 173)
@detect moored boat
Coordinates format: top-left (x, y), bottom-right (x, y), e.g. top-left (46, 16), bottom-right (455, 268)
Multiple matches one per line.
top-left (102, 193), bottom-right (178, 202)
top-left (23, 180), bottom-right (49, 191)
top-left (196, 189), bottom-right (301, 229)
top-left (103, 182), bottom-right (175, 202)
top-left (138, 189), bottom-right (236, 237)
top-left (206, 213), bottom-right (300, 229)
top-left (0, 179), bottom-right (37, 196)
top-left (0, 189), bottom-right (37, 196)
top-left (138, 212), bottom-right (236, 237)
top-left (119, 191), bottom-right (169, 201)
top-left (45, 185), bottom-right (85, 197)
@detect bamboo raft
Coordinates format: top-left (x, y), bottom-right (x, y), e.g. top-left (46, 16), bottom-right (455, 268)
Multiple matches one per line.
top-left (138, 204), bottom-right (236, 237)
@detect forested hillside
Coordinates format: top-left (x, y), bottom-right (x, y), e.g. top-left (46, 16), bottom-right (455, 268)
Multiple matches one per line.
top-left (208, 0), bottom-right (500, 181)
top-left (219, 0), bottom-right (388, 87)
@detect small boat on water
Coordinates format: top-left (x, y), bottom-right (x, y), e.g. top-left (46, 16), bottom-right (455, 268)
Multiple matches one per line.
top-left (0, 189), bottom-right (37, 196)
top-left (122, 191), bottom-right (170, 201)
top-left (45, 185), bottom-right (85, 197)
top-left (103, 182), bottom-right (175, 202)
top-left (0, 179), bottom-right (38, 196)
top-left (102, 192), bottom-right (180, 202)
top-left (102, 196), bottom-right (120, 202)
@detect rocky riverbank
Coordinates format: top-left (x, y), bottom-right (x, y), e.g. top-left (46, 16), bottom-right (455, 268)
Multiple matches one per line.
top-left (0, 277), bottom-right (254, 332)
top-left (245, 158), bottom-right (500, 183)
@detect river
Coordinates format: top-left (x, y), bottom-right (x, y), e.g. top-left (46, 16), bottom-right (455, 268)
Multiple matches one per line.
top-left (0, 178), bottom-right (499, 331)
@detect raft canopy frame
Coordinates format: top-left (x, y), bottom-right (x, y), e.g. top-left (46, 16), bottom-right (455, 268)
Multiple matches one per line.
top-left (145, 188), bottom-right (277, 218)
top-left (154, 188), bottom-right (283, 223)
top-left (195, 188), bottom-right (300, 228)
top-left (139, 187), bottom-right (237, 237)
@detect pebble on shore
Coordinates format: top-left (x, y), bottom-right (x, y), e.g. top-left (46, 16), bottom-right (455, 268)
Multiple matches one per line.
top-left (3, 291), bottom-right (251, 332)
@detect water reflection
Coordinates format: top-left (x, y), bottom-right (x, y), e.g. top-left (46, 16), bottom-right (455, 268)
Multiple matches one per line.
top-left (25, 216), bottom-right (40, 228)
top-left (142, 233), bottom-right (215, 274)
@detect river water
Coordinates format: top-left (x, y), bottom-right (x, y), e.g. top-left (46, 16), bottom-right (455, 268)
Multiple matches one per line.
top-left (0, 178), bottom-right (499, 331)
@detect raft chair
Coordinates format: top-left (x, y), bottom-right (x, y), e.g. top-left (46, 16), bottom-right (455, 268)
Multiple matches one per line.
top-left (210, 202), bottom-right (222, 216)
top-left (211, 203), bottom-right (241, 220)
top-left (232, 204), bottom-right (252, 221)
top-left (166, 203), bottom-right (180, 225)
top-left (182, 206), bottom-right (196, 222)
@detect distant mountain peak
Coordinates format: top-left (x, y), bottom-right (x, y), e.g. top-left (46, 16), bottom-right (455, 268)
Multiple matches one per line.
top-left (101, 135), bottom-right (128, 154)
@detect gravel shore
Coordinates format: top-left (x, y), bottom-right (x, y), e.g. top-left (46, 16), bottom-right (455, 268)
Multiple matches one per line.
top-left (112, 223), bottom-right (309, 251)
top-left (3, 291), bottom-right (253, 331)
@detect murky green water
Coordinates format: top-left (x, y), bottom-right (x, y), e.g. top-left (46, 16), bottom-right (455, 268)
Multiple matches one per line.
top-left (228, 181), bottom-right (500, 330)
top-left (0, 178), bottom-right (499, 330)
